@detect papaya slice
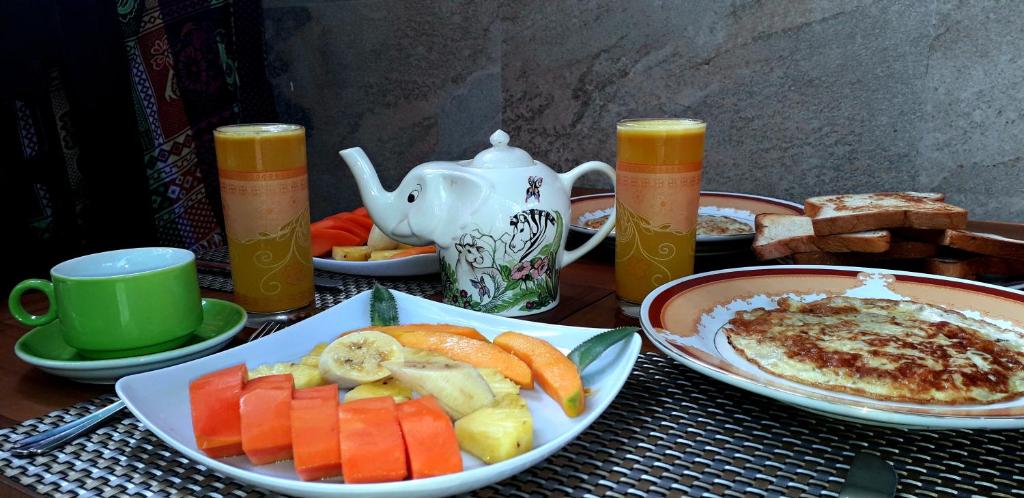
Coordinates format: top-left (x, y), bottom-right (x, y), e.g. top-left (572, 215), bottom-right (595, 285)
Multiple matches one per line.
top-left (494, 332), bottom-right (584, 417)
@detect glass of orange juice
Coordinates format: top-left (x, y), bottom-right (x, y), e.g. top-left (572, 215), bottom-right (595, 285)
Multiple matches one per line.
top-left (213, 124), bottom-right (314, 313)
top-left (615, 118), bottom-right (706, 316)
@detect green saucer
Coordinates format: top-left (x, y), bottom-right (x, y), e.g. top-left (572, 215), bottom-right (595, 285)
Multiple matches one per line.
top-left (14, 298), bottom-right (246, 383)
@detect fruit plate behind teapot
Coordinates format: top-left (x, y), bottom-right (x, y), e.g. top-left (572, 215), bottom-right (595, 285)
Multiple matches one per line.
top-left (340, 130), bottom-right (615, 316)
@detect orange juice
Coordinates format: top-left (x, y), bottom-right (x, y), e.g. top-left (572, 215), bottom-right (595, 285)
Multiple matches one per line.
top-left (615, 119), bottom-right (706, 315)
top-left (214, 124), bottom-right (313, 313)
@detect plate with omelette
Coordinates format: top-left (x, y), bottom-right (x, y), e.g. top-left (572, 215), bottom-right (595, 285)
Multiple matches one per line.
top-left (640, 265), bottom-right (1024, 429)
top-left (570, 191), bottom-right (803, 255)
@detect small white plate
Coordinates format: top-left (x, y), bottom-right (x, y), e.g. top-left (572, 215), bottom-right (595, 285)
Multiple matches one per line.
top-left (313, 253), bottom-right (439, 277)
top-left (641, 265), bottom-right (1024, 430)
top-left (14, 298), bottom-right (246, 384)
top-left (116, 291), bottom-right (641, 497)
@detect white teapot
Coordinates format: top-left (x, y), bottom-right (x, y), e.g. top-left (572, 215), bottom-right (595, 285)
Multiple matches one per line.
top-left (339, 130), bottom-right (615, 316)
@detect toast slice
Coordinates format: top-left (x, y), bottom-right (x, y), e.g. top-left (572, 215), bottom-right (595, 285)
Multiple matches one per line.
top-left (753, 214), bottom-right (890, 260)
top-left (805, 192), bottom-right (967, 236)
top-left (791, 241), bottom-right (938, 265)
top-left (753, 215), bottom-right (817, 260)
top-left (804, 192), bottom-right (945, 217)
top-left (925, 257), bottom-right (978, 279)
top-left (814, 230), bottom-right (891, 253)
top-left (941, 230), bottom-right (1024, 261)
top-left (926, 255), bottom-right (1024, 279)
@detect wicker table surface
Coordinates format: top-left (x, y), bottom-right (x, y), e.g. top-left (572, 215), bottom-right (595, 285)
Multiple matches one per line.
top-left (3, 247), bottom-right (1022, 497)
top-left (3, 352), bottom-right (1022, 497)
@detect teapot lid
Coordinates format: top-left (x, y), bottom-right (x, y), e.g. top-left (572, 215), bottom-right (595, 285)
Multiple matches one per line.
top-left (465, 130), bottom-right (535, 169)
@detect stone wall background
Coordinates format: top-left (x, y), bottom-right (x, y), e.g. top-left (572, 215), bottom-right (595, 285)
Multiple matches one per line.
top-left (264, 0), bottom-right (1024, 221)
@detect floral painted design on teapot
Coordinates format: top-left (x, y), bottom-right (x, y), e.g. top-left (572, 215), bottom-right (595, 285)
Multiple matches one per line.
top-left (340, 130), bottom-right (615, 316)
top-left (446, 207), bottom-right (561, 313)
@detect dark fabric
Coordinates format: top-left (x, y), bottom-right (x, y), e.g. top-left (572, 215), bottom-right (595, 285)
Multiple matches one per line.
top-left (0, 0), bottom-right (277, 288)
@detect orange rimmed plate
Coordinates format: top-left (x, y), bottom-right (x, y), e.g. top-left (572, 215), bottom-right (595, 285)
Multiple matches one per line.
top-left (640, 265), bottom-right (1024, 429)
top-left (570, 192), bottom-right (802, 253)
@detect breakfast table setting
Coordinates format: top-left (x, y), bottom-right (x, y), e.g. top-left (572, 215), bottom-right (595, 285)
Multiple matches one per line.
top-left (2, 120), bottom-right (1024, 498)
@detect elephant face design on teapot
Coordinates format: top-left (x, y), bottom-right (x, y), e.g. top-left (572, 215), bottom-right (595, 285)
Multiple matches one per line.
top-left (442, 206), bottom-right (563, 315)
top-left (340, 129), bottom-right (616, 316)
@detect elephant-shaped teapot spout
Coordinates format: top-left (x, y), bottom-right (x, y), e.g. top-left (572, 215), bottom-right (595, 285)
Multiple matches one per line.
top-left (338, 147), bottom-right (493, 248)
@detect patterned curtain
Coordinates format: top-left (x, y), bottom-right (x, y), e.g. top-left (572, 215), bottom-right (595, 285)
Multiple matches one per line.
top-left (1, 0), bottom-right (276, 287)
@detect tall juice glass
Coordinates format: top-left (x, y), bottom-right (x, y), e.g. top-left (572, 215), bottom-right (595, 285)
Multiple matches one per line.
top-left (213, 124), bottom-right (314, 313)
top-left (615, 118), bottom-right (706, 316)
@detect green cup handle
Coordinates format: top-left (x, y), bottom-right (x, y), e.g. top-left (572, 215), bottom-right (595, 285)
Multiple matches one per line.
top-left (9, 279), bottom-right (57, 327)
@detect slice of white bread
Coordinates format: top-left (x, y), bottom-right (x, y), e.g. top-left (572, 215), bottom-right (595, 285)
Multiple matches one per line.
top-left (941, 230), bottom-right (1024, 261)
top-left (805, 192), bottom-right (967, 236)
top-left (814, 229), bottom-right (891, 253)
top-left (753, 215), bottom-right (817, 260)
top-left (792, 241), bottom-right (938, 265)
top-left (925, 255), bottom-right (1024, 279)
top-left (753, 214), bottom-right (890, 260)
top-left (804, 192), bottom-right (945, 217)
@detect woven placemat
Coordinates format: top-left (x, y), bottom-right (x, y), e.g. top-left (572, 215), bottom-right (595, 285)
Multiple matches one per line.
top-left (2, 353), bottom-right (1022, 497)
top-left (194, 247), bottom-right (441, 307)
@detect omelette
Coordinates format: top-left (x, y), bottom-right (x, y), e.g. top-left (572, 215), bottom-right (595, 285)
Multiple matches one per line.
top-left (724, 296), bottom-right (1024, 405)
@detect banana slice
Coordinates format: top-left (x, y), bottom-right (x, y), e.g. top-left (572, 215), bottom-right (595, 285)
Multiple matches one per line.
top-left (368, 225), bottom-right (400, 251)
top-left (403, 347), bottom-right (450, 363)
top-left (319, 330), bottom-right (405, 388)
top-left (383, 359), bottom-right (495, 419)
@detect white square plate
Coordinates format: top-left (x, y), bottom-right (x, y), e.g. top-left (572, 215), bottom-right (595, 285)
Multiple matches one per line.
top-left (116, 291), bottom-right (641, 497)
top-left (312, 254), bottom-right (439, 277)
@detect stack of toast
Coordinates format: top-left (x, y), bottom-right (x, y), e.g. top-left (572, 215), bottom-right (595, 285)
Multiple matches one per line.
top-left (752, 192), bottom-right (1024, 281)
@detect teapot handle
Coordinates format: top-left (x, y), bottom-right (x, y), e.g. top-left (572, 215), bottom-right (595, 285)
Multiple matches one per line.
top-left (558, 161), bottom-right (616, 268)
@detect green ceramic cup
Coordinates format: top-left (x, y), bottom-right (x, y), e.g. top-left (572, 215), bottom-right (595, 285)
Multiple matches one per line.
top-left (8, 248), bottom-right (204, 359)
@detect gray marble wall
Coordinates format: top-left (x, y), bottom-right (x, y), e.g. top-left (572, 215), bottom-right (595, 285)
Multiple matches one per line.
top-left (265, 0), bottom-right (1024, 221)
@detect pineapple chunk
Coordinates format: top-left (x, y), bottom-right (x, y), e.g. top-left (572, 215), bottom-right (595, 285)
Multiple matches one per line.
top-left (332, 245), bottom-right (372, 261)
top-left (369, 249), bottom-right (405, 261)
top-left (248, 362), bottom-right (324, 389)
top-left (455, 394), bottom-right (533, 464)
top-left (343, 377), bottom-right (413, 403)
top-left (289, 364), bottom-right (324, 388)
top-left (298, 342), bottom-right (329, 367)
top-left (249, 362), bottom-right (291, 377)
top-left (478, 368), bottom-right (520, 398)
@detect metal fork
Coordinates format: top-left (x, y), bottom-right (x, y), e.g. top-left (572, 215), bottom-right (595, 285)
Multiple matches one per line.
top-left (247, 320), bottom-right (285, 342)
top-left (10, 400), bottom-right (126, 456)
top-left (12, 321), bottom-right (289, 456)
